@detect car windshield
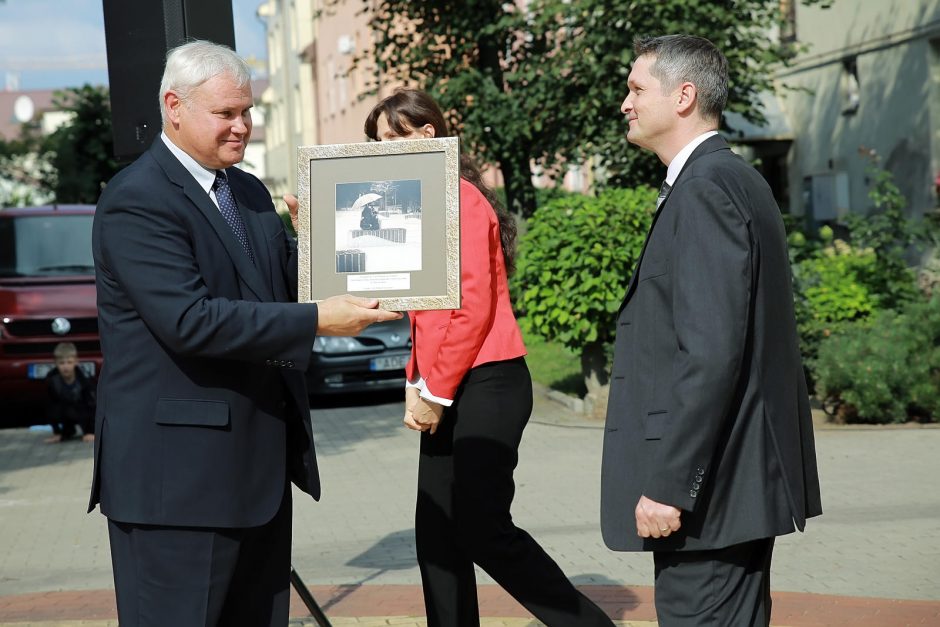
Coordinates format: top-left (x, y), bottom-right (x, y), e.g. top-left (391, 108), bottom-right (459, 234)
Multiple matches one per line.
top-left (0, 214), bottom-right (95, 278)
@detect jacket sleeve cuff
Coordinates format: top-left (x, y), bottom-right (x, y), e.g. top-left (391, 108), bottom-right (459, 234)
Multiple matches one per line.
top-left (419, 386), bottom-right (454, 407)
top-left (643, 467), bottom-right (707, 513)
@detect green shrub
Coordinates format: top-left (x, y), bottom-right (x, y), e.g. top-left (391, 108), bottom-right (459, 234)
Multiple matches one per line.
top-left (841, 162), bottom-right (924, 310)
top-left (814, 297), bottom-right (940, 423)
top-left (792, 238), bottom-right (890, 366)
top-left (788, 158), bottom-right (927, 383)
top-left (512, 186), bottom-right (657, 391)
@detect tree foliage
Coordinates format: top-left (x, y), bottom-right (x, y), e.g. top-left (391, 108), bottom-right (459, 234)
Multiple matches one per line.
top-left (45, 85), bottom-right (122, 204)
top-left (346, 0), bottom-right (829, 217)
top-left (0, 114), bottom-right (54, 207)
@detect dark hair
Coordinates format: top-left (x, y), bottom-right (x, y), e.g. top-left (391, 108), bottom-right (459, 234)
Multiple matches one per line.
top-left (633, 35), bottom-right (728, 124)
top-left (365, 89), bottom-right (517, 273)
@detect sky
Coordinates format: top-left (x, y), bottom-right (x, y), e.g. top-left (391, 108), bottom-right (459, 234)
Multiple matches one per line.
top-left (0, 0), bottom-right (268, 91)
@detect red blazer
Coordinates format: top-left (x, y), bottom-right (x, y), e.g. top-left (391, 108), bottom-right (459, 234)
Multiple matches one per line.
top-left (406, 179), bottom-right (526, 400)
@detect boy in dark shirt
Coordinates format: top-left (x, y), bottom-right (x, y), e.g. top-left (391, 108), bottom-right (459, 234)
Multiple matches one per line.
top-left (44, 342), bottom-right (96, 443)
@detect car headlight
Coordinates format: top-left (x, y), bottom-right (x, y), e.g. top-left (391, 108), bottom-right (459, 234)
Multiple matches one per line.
top-left (312, 336), bottom-right (368, 354)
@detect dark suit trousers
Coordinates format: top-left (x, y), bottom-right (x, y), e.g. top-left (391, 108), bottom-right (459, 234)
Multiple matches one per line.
top-left (653, 538), bottom-right (775, 627)
top-left (415, 358), bottom-right (612, 627)
top-left (107, 485), bottom-right (292, 627)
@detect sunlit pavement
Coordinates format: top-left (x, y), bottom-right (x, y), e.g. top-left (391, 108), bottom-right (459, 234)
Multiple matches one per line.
top-left (2, 386), bottom-right (939, 625)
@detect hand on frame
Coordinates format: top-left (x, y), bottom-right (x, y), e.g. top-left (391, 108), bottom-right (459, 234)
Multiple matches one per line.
top-left (282, 194), bottom-right (300, 234)
top-left (316, 294), bottom-right (402, 337)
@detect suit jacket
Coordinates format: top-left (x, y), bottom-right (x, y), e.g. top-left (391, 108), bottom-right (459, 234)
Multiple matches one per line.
top-left (601, 135), bottom-right (822, 552)
top-left (88, 138), bottom-right (320, 529)
top-left (405, 179), bottom-right (526, 400)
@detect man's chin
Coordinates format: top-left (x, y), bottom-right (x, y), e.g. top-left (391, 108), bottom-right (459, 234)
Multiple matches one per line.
top-left (220, 150), bottom-right (246, 168)
top-left (626, 133), bottom-right (646, 149)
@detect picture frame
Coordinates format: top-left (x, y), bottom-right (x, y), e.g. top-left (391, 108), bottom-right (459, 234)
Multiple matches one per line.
top-left (296, 137), bottom-right (461, 311)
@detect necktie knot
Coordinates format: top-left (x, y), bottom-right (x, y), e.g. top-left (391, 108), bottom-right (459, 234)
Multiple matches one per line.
top-left (213, 170), bottom-right (227, 191)
top-left (213, 170), bottom-right (255, 263)
top-left (657, 180), bottom-right (671, 208)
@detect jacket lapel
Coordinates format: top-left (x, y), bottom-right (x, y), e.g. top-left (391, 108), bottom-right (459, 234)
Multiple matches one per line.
top-left (227, 170), bottom-right (275, 301)
top-left (619, 134), bottom-right (730, 311)
top-left (150, 141), bottom-right (269, 301)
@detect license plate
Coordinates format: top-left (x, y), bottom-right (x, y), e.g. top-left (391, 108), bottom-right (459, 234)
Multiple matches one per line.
top-left (369, 355), bottom-right (408, 371)
top-left (27, 362), bottom-right (96, 379)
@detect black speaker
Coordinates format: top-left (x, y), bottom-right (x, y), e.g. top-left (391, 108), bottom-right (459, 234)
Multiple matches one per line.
top-left (102, 0), bottom-right (237, 161)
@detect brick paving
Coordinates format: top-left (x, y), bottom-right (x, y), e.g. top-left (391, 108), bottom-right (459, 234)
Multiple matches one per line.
top-left (2, 386), bottom-right (940, 625)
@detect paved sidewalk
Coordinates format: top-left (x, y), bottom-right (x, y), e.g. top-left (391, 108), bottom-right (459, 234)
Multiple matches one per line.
top-left (2, 583), bottom-right (940, 626)
top-left (2, 387), bottom-right (939, 625)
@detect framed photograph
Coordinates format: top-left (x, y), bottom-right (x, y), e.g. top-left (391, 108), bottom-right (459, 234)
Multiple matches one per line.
top-left (297, 137), bottom-right (460, 311)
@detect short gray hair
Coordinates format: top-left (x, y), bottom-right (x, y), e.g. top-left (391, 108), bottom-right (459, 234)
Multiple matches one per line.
top-left (633, 35), bottom-right (728, 124)
top-left (159, 39), bottom-right (251, 126)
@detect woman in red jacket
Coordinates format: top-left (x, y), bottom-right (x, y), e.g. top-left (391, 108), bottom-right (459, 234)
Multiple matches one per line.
top-left (365, 90), bottom-right (613, 627)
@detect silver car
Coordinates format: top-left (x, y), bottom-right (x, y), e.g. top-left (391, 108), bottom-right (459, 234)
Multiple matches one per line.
top-left (304, 316), bottom-right (411, 395)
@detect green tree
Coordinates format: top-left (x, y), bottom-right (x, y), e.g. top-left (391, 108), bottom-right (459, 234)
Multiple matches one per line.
top-left (0, 118), bottom-right (55, 207)
top-left (343, 0), bottom-right (829, 217)
top-left (45, 85), bottom-right (122, 204)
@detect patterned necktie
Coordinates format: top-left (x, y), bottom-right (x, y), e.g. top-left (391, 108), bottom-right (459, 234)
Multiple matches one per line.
top-left (213, 170), bottom-right (255, 264)
top-left (657, 180), bottom-right (671, 209)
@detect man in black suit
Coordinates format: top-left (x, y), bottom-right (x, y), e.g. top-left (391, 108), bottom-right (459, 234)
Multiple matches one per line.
top-left (89, 40), bottom-right (400, 626)
top-left (600, 35), bottom-right (822, 626)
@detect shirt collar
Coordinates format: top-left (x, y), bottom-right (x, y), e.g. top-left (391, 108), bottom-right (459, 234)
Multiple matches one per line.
top-left (665, 130), bottom-right (719, 186)
top-left (160, 132), bottom-right (218, 195)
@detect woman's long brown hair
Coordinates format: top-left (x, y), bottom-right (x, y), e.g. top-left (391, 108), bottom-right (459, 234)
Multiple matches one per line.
top-left (364, 89), bottom-right (517, 274)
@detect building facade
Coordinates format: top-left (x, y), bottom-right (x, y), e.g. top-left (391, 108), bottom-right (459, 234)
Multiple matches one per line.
top-left (257, 0), bottom-right (393, 200)
top-left (735, 0), bottom-right (940, 221)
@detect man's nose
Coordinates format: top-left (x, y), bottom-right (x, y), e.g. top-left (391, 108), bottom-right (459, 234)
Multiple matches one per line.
top-left (233, 115), bottom-right (249, 135)
top-left (620, 96), bottom-right (633, 115)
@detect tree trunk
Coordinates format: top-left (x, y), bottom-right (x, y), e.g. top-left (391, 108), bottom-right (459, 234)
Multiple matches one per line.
top-left (580, 340), bottom-right (609, 396)
top-left (581, 340), bottom-right (610, 420)
top-left (475, 28), bottom-right (537, 219)
top-left (499, 152), bottom-right (538, 218)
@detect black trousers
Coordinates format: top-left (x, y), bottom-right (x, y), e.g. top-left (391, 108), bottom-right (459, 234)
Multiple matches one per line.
top-left (107, 486), bottom-right (292, 627)
top-left (653, 537), bottom-right (775, 627)
top-left (415, 358), bottom-right (612, 626)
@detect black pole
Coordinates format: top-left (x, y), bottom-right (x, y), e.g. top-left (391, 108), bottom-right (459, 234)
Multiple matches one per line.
top-left (290, 565), bottom-right (332, 627)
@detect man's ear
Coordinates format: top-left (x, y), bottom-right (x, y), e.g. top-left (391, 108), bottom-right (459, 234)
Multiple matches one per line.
top-left (164, 91), bottom-right (182, 125)
top-left (676, 82), bottom-right (697, 115)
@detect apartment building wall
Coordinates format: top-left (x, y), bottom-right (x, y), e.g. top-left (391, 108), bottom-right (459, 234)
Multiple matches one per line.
top-left (259, 0), bottom-right (399, 200)
top-left (258, 0), bottom-right (318, 198)
top-left (776, 0), bottom-right (940, 220)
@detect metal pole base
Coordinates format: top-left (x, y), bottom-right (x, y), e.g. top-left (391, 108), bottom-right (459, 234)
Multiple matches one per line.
top-left (290, 565), bottom-right (332, 627)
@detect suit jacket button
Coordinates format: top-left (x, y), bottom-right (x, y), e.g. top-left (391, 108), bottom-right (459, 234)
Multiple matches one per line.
top-left (265, 359), bottom-right (273, 366)
top-left (286, 361), bottom-right (294, 368)
top-left (696, 467), bottom-right (705, 475)
top-left (693, 481), bottom-right (701, 489)
top-left (690, 489), bottom-right (698, 498)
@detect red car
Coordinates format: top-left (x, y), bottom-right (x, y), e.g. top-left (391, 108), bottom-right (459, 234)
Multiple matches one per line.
top-left (0, 205), bottom-right (101, 421)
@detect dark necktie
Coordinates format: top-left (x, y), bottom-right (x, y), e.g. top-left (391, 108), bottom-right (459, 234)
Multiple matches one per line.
top-left (657, 180), bottom-right (671, 209)
top-left (213, 170), bottom-right (255, 264)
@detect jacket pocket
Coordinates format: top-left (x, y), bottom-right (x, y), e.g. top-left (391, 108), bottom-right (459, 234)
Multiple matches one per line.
top-left (638, 260), bottom-right (668, 282)
top-left (154, 398), bottom-right (230, 427)
top-left (643, 410), bottom-right (668, 440)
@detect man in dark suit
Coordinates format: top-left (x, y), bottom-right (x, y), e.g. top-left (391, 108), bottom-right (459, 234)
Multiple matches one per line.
top-left (600, 35), bottom-right (822, 626)
top-left (89, 40), bottom-right (400, 627)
